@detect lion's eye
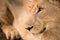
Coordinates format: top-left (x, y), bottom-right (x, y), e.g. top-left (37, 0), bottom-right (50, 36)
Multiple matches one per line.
top-left (36, 7), bottom-right (43, 14)
top-left (37, 8), bottom-right (41, 13)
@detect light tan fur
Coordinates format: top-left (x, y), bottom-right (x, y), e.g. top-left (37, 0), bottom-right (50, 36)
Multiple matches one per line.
top-left (0, 0), bottom-right (19, 40)
top-left (0, 0), bottom-right (60, 40)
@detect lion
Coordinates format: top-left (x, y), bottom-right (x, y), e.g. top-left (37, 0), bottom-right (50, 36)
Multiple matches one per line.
top-left (12, 0), bottom-right (60, 40)
top-left (0, 0), bottom-right (60, 40)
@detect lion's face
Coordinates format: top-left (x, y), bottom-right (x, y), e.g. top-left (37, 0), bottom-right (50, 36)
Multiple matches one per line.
top-left (26, 0), bottom-right (60, 35)
top-left (25, 0), bottom-right (60, 40)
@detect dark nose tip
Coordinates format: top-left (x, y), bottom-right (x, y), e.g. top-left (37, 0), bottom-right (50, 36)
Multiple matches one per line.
top-left (26, 26), bottom-right (33, 31)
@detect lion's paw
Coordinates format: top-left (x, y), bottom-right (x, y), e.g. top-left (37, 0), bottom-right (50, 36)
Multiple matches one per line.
top-left (1, 25), bottom-right (19, 40)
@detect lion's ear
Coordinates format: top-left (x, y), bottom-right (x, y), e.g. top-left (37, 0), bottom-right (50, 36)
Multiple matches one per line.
top-left (49, 0), bottom-right (60, 7)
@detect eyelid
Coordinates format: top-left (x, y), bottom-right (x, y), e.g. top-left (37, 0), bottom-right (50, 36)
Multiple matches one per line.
top-left (35, 7), bottom-right (44, 14)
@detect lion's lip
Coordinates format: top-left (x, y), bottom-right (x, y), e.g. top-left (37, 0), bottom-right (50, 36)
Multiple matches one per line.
top-left (39, 27), bottom-right (46, 33)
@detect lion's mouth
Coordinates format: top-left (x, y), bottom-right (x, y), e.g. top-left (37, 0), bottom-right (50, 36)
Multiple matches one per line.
top-left (39, 27), bottom-right (46, 33)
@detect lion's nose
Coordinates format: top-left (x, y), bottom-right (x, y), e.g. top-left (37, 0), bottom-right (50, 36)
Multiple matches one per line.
top-left (26, 26), bottom-right (33, 31)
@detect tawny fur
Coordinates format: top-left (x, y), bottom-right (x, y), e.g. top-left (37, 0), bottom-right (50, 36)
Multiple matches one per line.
top-left (0, 0), bottom-right (19, 40)
top-left (0, 0), bottom-right (60, 40)
top-left (30, 0), bottom-right (60, 40)
top-left (7, 0), bottom-right (38, 40)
